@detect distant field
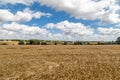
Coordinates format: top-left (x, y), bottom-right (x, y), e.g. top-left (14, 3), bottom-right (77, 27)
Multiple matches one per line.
top-left (0, 45), bottom-right (120, 80)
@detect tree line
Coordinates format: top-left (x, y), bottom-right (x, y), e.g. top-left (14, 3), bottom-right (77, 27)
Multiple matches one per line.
top-left (17, 36), bottom-right (120, 45)
top-left (0, 37), bottom-right (120, 45)
top-left (22, 37), bottom-right (120, 45)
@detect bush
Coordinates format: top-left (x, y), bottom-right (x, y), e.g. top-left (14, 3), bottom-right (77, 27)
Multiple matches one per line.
top-left (28, 39), bottom-right (40, 45)
top-left (54, 42), bottom-right (57, 45)
top-left (18, 40), bottom-right (25, 45)
top-left (63, 41), bottom-right (67, 45)
top-left (74, 41), bottom-right (83, 45)
top-left (41, 42), bottom-right (47, 45)
top-left (0, 43), bottom-right (7, 45)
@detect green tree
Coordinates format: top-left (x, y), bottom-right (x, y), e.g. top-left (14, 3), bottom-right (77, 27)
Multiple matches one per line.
top-left (28, 39), bottom-right (40, 45)
top-left (29, 40), bottom-right (34, 45)
top-left (116, 37), bottom-right (120, 44)
top-left (41, 42), bottom-right (47, 45)
top-left (63, 41), bottom-right (67, 45)
top-left (74, 41), bottom-right (82, 45)
top-left (18, 40), bottom-right (24, 45)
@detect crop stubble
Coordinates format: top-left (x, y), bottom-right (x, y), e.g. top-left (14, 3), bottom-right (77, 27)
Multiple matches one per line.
top-left (0, 45), bottom-right (120, 80)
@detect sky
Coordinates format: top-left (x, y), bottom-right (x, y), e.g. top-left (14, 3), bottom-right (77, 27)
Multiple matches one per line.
top-left (0, 0), bottom-right (120, 41)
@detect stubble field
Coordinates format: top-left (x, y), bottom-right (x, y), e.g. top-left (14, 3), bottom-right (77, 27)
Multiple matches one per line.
top-left (0, 45), bottom-right (120, 80)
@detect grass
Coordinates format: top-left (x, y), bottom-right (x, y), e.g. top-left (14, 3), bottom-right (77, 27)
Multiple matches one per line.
top-left (0, 45), bottom-right (120, 80)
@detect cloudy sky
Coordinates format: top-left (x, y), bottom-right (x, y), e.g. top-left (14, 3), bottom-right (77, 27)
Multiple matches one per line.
top-left (0, 0), bottom-right (120, 41)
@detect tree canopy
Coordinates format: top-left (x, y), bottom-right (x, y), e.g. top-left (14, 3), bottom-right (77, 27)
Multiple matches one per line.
top-left (116, 37), bottom-right (120, 44)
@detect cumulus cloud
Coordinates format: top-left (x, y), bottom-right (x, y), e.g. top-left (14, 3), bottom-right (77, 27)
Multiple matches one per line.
top-left (45, 20), bottom-right (94, 36)
top-left (0, 8), bottom-right (51, 23)
top-left (39, 0), bottom-right (120, 24)
top-left (116, 24), bottom-right (120, 27)
top-left (45, 20), bottom-right (120, 41)
top-left (0, 21), bottom-right (95, 40)
top-left (0, 22), bottom-right (50, 39)
top-left (14, 8), bottom-right (52, 22)
top-left (0, 20), bottom-right (120, 41)
top-left (0, 0), bottom-right (120, 24)
top-left (1, 0), bottom-right (120, 41)
top-left (0, 22), bottom-right (71, 41)
top-left (0, 9), bottom-right (14, 22)
top-left (0, 22), bottom-right (70, 40)
top-left (0, 0), bottom-right (37, 6)
top-left (97, 27), bottom-right (120, 35)
top-left (87, 27), bottom-right (120, 41)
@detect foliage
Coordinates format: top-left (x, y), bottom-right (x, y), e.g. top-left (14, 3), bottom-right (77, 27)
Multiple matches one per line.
top-left (116, 37), bottom-right (120, 44)
top-left (18, 40), bottom-right (25, 45)
top-left (54, 41), bottom-right (57, 45)
top-left (28, 39), bottom-right (40, 45)
top-left (41, 42), bottom-right (47, 45)
top-left (63, 41), bottom-right (67, 45)
top-left (74, 41), bottom-right (83, 45)
top-left (0, 43), bottom-right (7, 45)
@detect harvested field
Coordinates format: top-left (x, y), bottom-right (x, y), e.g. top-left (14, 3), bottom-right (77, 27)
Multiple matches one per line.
top-left (0, 45), bottom-right (120, 80)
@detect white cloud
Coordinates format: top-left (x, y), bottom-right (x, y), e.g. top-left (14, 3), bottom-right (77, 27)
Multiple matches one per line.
top-left (0, 0), bottom-right (37, 6)
top-left (90, 27), bottom-right (120, 41)
top-left (45, 20), bottom-right (94, 36)
top-left (39, 0), bottom-right (120, 24)
top-left (0, 22), bottom-right (71, 40)
top-left (97, 27), bottom-right (120, 35)
top-left (0, 20), bottom-right (120, 41)
top-left (0, 0), bottom-right (120, 41)
top-left (15, 11), bottom-right (33, 22)
top-left (0, 22), bottom-right (50, 39)
top-left (0, 9), bottom-right (14, 22)
top-left (45, 21), bottom-right (120, 41)
top-left (0, 0), bottom-right (119, 24)
top-left (116, 24), bottom-right (120, 27)
top-left (0, 8), bottom-right (51, 23)
top-left (33, 12), bottom-right (52, 18)
top-left (0, 20), bottom-right (95, 40)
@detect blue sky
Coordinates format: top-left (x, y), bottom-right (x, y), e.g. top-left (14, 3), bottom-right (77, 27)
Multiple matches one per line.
top-left (0, 0), bottom-right (120, 41)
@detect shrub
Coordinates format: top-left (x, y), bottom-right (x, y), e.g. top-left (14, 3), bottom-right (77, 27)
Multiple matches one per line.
top-left (18, 40), bottom-right (25, 45)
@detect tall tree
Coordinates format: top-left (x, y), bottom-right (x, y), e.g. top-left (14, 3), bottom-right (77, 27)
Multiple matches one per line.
top-left (116, 37), bottom-right (120, 44)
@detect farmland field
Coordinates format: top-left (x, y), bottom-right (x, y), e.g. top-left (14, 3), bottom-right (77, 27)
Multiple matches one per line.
top-left (0, 45), bottom-right (120, 80)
